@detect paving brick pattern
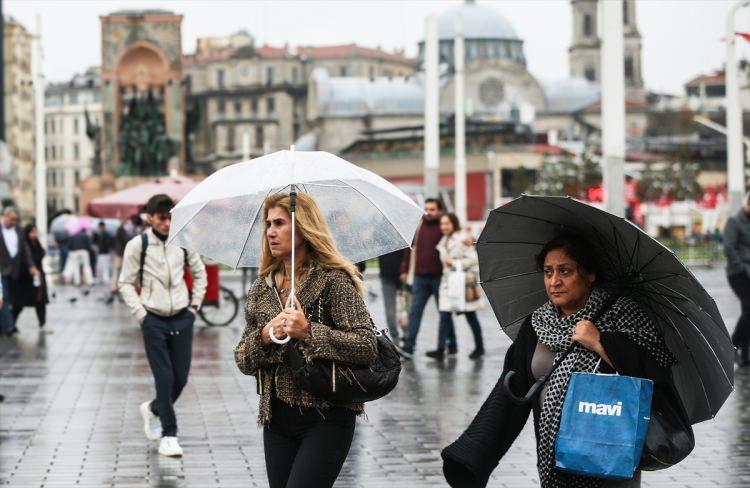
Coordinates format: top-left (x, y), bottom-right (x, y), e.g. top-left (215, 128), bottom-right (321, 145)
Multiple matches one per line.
top-left (0, 267), bottom-right (747, 487)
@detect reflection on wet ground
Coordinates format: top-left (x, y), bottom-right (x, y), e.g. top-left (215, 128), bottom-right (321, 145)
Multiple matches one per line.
top-left (0, 268), bottom-right (747, 487)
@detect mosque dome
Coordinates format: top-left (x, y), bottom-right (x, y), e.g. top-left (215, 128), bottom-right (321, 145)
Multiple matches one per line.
top-left (437, 0), bottom-right (521, 41)
top-left (419, 1), bottom-right (526, 68)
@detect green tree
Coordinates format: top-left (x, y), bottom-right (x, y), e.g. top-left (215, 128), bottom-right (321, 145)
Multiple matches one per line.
top-left (532, 148), bottom-right (602, 198)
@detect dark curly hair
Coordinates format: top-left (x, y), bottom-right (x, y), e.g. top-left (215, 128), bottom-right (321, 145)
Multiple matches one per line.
top-left (535, 232), bottom-right (598, 275)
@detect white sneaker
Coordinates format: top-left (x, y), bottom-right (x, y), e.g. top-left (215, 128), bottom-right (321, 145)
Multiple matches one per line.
top-left (139, 401), bottom-right (161, 441)
top-left (158, 436), bottom-right (183, 457)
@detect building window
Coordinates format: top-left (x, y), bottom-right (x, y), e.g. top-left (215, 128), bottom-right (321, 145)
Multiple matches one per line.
top-left (266, 67), bottom-right (274, 85)
top-left (45, 146), bottom-right (49, 160)
top-left (50, 119), bottom-right (55, 134)
top-left (584, 13), bottom-right (593, 37)
top-left (73, 143), bottom-right (80, 160)
top-left (51, 170), bottom-right (56, 186)
top-left (217, 69), bottom-right (225, 88)
top-left (59, 145), bottom-right (64, 160)
top-left (70, 92), bottom-right (78, 104)
top-left (74, 117), bottom-right (79, 134)
top-left (584, 66), bottom-right (596, 82)
top-left (623, 1), bottom-right (629, 25)
top-left (218, 99), bottom-right (226, 114)
top-left (227, 126), bottom-right (236, 152)
top-left (339, 66), bottom-right (348, 77)
top-left (256, 125), bottom-right (264, 149)
top-left (251, 98), bottom-right (258, 116)
top-left (368, 66), bottom-right (375, 80)
top-left (267, 97), bottom-right (275, 116)
top-left (624, 57), bottom-right (634, 81)
top-left (234, 101), bottom-right (242, 116)
top-left (292, 67), bottom-right (299, 84)
top-left (51, 146), bottom-right (56, 160)
top-left (74, 170), bottom-right (80, 184)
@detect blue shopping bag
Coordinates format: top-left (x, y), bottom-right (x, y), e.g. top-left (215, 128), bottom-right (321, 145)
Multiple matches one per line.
top-left (555, 372), bottom-right (653, 479)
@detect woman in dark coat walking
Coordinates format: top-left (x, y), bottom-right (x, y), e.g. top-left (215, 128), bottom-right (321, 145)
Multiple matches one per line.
top-left (441, 233), bottom-right (681, 488)
top-left (13, 224), bottom-right (48, 329)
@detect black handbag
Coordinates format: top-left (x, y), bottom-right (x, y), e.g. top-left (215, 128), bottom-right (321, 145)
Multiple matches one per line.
top-left (639, 383), bottom-right (695, 470)
top-left (285, 298), bottom-right (402, 403)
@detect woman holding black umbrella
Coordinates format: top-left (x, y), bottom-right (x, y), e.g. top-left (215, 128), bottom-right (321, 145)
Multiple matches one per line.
top-left (442, 233), bottom-right (678, 487)
top-left (12, 223), bottom-right (48, 330)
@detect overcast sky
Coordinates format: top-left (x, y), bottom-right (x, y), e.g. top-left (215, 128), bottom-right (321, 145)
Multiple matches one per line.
top-left (5, 0), bottom-right (748, 95)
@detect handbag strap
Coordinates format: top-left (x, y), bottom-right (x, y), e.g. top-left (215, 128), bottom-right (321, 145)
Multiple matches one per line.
top-left (314, 295), bottom-right (381, 337)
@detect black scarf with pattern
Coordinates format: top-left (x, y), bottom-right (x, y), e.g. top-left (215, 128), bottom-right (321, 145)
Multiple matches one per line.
top-left (530, 287), bottom-right (675, 487)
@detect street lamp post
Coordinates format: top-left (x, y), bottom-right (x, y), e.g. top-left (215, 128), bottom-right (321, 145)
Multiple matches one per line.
top-left (601, 0), bottom-right (626, 218)
top-left (32, 15), bottom-right (47, 246)
top-left (726, 0), bottom-right (750, 214)
top-left (454, 17), bottom-right (467, 223)
top-left (423, 13), bottom-right (439, 200)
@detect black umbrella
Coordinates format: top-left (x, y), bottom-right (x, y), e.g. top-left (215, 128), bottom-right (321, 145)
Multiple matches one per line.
top-left (477, 195), bottom-right (733, 424)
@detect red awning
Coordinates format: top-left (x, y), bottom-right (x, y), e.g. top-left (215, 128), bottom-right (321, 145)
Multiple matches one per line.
top-left (86, 174), bottom-right (198, 219)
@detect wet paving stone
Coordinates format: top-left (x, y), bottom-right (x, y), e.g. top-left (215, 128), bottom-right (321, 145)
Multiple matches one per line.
top-left (0, 267), bottom-right (747, 487)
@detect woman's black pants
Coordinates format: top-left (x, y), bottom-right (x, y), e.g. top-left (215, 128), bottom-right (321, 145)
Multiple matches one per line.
top-left (729, 273), bottom-right (750, 361)
top-left (264, 397), bottom-right (355, 488)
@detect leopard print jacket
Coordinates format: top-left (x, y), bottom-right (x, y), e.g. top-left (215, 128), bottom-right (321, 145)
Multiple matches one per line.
top-left (234, 264), bottom-right (378, 426)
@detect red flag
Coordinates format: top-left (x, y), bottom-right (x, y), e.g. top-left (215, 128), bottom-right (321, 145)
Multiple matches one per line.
top-left (736, 31), bottom-right (750, 42)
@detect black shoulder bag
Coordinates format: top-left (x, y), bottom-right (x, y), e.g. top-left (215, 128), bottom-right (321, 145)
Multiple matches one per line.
top-left (285, 297), bottom-right (401, 403)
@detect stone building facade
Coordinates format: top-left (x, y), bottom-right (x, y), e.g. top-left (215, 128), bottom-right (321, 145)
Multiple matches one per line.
top-left (184, 31), bottom-right (415, 171)
top-left (45, 69), bottom-right (101, 213)
top-left (99, 9), bottom-right (185, 174)
top-left (4, 17), bottom-right (34, 216)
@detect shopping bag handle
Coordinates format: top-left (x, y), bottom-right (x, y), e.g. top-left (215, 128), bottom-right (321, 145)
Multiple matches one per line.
top-left (501, 295), bottom-right (619, 405)
top-left (503, 342), bottom-right (576, 405)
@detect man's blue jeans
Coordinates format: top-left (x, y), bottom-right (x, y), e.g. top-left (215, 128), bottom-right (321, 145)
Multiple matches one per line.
top-left (0, 276), bottom-right (14, 333)
top-left (403, 275), bottom-right (454, 352)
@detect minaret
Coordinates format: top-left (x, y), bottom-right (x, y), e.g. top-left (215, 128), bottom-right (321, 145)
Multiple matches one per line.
top-left (569, 0), bottom-right (644, 101)
top-left (569, 0), bottom-right (600, 83)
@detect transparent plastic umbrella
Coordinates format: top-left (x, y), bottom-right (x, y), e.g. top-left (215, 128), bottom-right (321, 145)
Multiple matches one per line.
top-left (168, 149), bottom-right (423, 269)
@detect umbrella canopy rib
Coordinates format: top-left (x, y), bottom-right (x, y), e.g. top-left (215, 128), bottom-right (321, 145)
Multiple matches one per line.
top-left (235, 191), bottom-right (270, 269)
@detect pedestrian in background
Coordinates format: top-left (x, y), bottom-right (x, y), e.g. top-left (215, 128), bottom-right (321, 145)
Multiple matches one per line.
top-left (119, 194), bottom-right (207, 457)
top-left (62, 228), bottom-right (94, 289)
top-left (723, 192), bottom-right (750, 366)
top-left (93, 221), bottom-right (113, 286)
top-left (378, 249), bottom-right (404, 341)
top-left (398, 198), bottom-right (451, 358)
top-left (12, 223), bottom-right (48, 331)
top-left (0, 207), bottom-right (38, 335)
top-left (234, 192), bottom-right (377, 488)
top-left (427, 213), bottom-right (485, 361)
top-left (107, 215), bottom-right (141, 304)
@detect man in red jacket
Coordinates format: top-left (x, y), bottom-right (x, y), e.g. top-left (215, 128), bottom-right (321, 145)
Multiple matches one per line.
top-left (397, 198), bottom-right (455, 358)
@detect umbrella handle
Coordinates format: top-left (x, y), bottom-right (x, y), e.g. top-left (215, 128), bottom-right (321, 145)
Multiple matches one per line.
top-left (270, 323), bottom-right (291, 345)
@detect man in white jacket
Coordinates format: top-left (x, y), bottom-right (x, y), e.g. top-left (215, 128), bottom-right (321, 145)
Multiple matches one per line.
top-left (119, 194), bottom-right (207, 457)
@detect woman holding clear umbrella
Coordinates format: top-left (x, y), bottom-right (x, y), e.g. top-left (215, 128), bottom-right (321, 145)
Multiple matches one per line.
top-left (234, 192), bottom-right (377, 488)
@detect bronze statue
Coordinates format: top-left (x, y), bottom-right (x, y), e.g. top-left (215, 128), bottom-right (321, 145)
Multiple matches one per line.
top-left (117, 88), bottom-right (178, 176)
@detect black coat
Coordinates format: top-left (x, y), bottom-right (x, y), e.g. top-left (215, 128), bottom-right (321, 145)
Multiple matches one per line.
top-left (15, 238), bottom-right (48, 307)
top-left (441, 316), bottom-right (681, 487)
top-left (378, 249), bottom-right (404, 284)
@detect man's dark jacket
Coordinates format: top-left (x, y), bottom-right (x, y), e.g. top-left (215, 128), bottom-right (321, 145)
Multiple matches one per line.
top-left (0, 226), bottom-right (34, 280)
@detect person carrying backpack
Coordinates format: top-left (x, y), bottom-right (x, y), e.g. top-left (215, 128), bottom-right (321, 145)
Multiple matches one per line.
top-left (118, 194), bottom-right (207, 457)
